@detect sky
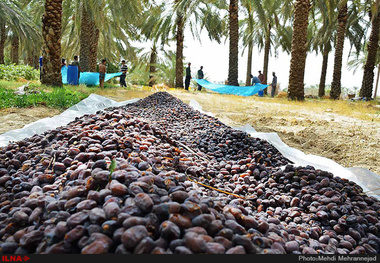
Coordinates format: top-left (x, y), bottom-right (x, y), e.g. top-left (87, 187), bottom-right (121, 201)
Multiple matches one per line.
top-left (179, 29), bottom-right (380, 97)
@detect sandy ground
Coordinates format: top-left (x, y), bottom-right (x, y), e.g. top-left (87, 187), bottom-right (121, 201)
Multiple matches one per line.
top-left (0, 107), bottom-right (61, 134)
top-left (0, 87), bottom-right (379, 176)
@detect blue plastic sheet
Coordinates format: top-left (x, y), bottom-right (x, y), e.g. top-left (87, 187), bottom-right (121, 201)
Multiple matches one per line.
top-left (193, 78), bottom-right (269, 96)
top-left (61, 66), bottom-right (122, 86)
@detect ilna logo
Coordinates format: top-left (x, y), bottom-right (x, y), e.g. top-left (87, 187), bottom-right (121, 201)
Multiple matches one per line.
top-left (1, 256), bottom-right (30, 262)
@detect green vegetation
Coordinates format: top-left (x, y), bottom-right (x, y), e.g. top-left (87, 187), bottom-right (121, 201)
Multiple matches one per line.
top-left (0, 64), bottom-right (39, 81)
top-left (0, 84), bottom-right (89, 109)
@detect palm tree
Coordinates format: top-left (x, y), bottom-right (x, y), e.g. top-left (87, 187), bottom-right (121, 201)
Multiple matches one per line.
top-left (318, 44), bottom-right (331, 97)
top-left (310, 0), bottom-right (336, 97)
top-left (138, 1), bottom-right (169, 87)
top-left (251, 0), bottom-right (283, 86)
top-left (359, 0), bottom-right (380, 99)
top-left (375, 63), bottom-right (380, 98)
top-left (41, 0), bottom-right (63, 86)
top-left (10, 34), bottom-right (19, 64)
top-left (311, 0), bottom-right (366, 98)
top-left (348, 42), bottom-right (380, 97)
top-left (60, 0), bottom-right (141, 71)
top-left (175, 0), bottom-right (185, 88)
top-left (79, 3), bottom-right (94, 72)
top-left (288, 0), bottom-right (311, 100)
top-left (156, 0), bottom-right (225, 88)
top-left (23, 0), bottom-right (43, 69)
top-left (330, 0), bottom-right (348, 99)
top-left (228, 0), bottom-right (239, 86)
top-left (0, 21), bottom-right (5, 64)
top-left (60, 0), bottom-right (102, 72)
top-left (0, 0), bottom-right (40, 65)
top-left (240, 0), bottom-right (255, 86)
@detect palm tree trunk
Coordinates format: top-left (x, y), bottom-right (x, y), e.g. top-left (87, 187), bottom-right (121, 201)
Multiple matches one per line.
top-left (245, 40), bottom-right (253, 86)
top-left (34, 54), bottom-right (39, 70)
top-left (89, 25), bottom-right (99, 72)
top-left (80, 5), bottom-right (91, 72)
top-left (149, 45), bottom-right (157, 87)
top-left (263, 23), bottom-right (271, 94)
top-left (318, 47), bottom-right (329, 98)
top-left (27, 49), bottom-right (37, 69)
top-left (330, 1), bottom-right (348, 100)
top-left (0, 22), bottom-right (5, 64)
top-left (288, 0), bottom-right (310, 100)
top-left (359, 9), bottom-right (380, 99)
top-left (373, 63), bottom-right (380, 99)
top-left (374, 63), bottom-right (379, 99)
top-left (41, 0), bottom-right (63, 87)
top-left (11, 35), bottom-right (19, 64)
top-left (263, 23), bottom-right (271, 84)
top-left (228, 0), bottom-right (239, 86)
top-left (175, 9), bottom-right (184, 88)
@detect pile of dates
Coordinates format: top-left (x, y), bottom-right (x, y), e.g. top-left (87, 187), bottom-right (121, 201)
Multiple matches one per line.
top-left (0, 92), bottom-right (379, 254)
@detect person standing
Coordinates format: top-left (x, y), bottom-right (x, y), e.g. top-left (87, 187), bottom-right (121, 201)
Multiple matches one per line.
top-left (71, 55), bottom-right (82, 82)
top-left (258, 70), bottom-right (264, 83)
top-left (185, 62), bottom-right (191, 91)
top-left (120, 60), bottom-right (128, 87)
top-left (197, 66), bottom-right (204, 91)
top-left (39, 56), bottom-right (43, 81)
top-left (99, 59), bottom-right (107, 88)
top-left (271, 72), bottom-right (277, 97)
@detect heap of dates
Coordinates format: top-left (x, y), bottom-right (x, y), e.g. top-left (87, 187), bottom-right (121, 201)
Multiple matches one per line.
top-left (0, 92), bottom-right (379, 254)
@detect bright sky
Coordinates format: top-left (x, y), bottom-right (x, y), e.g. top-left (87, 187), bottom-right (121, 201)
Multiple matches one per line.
top-left (180, 29), bottom-right (379, 96)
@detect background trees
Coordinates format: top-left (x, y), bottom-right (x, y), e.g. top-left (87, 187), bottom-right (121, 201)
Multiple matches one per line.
top-left (0, 0), bottom-right (40, 65)
top-left (0, 0), bottom-right (378, 98)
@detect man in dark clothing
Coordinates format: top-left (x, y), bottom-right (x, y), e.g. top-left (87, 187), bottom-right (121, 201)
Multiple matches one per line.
top-left (185, 63), bottom-right (191, 91)
top-left (197, 66), bottom-right (204, 91)
top-left (271, 72), bottom-right (277, 97)
top-left (120, 60), bottom-right (128, 87)
top-left (71, 55), bottom-right (82, 82)
top-left (258, 71), bottom-right (264, 83)
top-left (39, 56), bottom-right (43, 81)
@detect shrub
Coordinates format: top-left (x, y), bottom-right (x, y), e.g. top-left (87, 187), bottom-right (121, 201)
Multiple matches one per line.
top-left (0, 86), bottom-right (88, 110)
top-left (0, 64), bottom-right (39, 81)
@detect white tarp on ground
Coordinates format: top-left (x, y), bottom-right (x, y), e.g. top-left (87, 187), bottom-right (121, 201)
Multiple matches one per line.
top-left (0, 94), bottom-right (379, 199)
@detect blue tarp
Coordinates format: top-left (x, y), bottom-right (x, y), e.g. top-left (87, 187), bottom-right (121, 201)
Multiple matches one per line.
top-left (61, 66), bottom-right (122, 86)
top-left (193, 78), bottom-right (269, 96)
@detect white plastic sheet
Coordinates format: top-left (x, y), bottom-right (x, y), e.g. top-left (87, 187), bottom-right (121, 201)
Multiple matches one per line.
top-left (0, 95), bottom-right (379, 199)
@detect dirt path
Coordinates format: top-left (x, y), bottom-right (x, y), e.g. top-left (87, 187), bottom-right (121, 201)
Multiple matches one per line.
top-left (0, 107), bottom-right (62, 134)
top-left (0, 88), bottom-right (378, 175)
